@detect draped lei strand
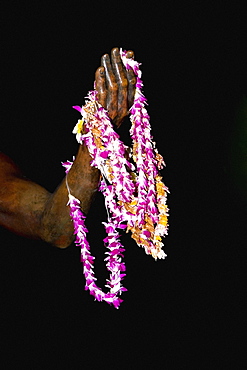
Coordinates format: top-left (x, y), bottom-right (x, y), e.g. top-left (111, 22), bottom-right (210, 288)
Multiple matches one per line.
top-left (62, 49), bottom-right (169, 309)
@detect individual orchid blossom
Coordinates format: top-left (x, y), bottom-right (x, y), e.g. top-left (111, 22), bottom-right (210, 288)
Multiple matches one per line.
top-left (61, 159), bottom-right (74, 174)
top-left (62, 49), bottom-right (169, 308)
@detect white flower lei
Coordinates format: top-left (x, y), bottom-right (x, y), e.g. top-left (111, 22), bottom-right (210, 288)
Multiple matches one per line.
top-left (62, 49), bottom-right (169, 309)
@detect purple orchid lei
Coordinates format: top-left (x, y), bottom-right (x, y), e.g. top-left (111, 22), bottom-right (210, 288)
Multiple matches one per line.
top-left (62, 49), bottom-right (169, 308)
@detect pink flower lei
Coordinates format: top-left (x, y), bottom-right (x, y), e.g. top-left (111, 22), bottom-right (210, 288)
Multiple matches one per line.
top-left (62, 49), bottom-right (169, 309)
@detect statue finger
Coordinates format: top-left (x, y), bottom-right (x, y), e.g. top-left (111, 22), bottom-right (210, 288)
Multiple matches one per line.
top-left (101, 53), bottom-right (118, 121)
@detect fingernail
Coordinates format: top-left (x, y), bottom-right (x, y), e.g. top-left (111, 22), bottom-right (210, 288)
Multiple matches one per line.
top-left (112, 47), bottom-right (119, 56)
top-left (126, 50), bottom-right (134, 58)
top-left (101, 54), bottom-right (109, 64)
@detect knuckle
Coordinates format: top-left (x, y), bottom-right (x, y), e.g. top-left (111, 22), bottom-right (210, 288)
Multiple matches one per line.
top-left (129, 76), bottom-right (136, 86)
top-left (110, 82), bottom-right (118, 91)
top-left (98, 91), bottom-right (107, 99)
top-left (119, 77), bottom-right (128, 88)
top-left (95, 83), bottom-right (105, 94)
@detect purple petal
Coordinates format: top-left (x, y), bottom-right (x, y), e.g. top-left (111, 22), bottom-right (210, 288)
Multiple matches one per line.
top-left (100, 150), bottom-right (110, 159)
top-left (72, 105), bottom-right (82, 112)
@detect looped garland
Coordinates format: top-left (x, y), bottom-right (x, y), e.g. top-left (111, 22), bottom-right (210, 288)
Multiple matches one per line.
top-left (62, 49), bottom-right (169, 309)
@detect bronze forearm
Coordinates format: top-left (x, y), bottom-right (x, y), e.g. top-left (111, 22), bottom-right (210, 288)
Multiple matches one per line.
top-left (40, 144), bottom-right (100, 248)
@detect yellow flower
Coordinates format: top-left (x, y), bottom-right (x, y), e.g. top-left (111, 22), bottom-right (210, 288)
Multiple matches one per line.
top-left (156, 182), bottom-right (165, 196)
top-left (159, 215), bottom-right (168, 226)
top-left (76, 119), bottom-right (83, 133)
top-left (130, 199), bottom-right (138, 206)
top-left (124, 203), bottom-right (136, 214)
top-left (72, 119), bottom-right (84, 142)
top-left (157, 204), bottom-right (168, 213)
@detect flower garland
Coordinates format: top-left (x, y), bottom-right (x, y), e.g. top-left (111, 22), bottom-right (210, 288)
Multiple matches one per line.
top-left (62, 49), bottom-right (169, 308)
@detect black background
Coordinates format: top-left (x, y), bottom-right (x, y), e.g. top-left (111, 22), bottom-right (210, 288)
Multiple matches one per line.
top-left (1, 1), bottom-right (246, 368)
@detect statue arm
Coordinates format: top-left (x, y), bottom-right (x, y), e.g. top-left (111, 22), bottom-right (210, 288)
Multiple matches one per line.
top-left (0, 48), bottom-right (136, 248)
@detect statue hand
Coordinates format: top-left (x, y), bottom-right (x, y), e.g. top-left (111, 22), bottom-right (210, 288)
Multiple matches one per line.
top-left (95, 47), bottom-right (136, 128)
